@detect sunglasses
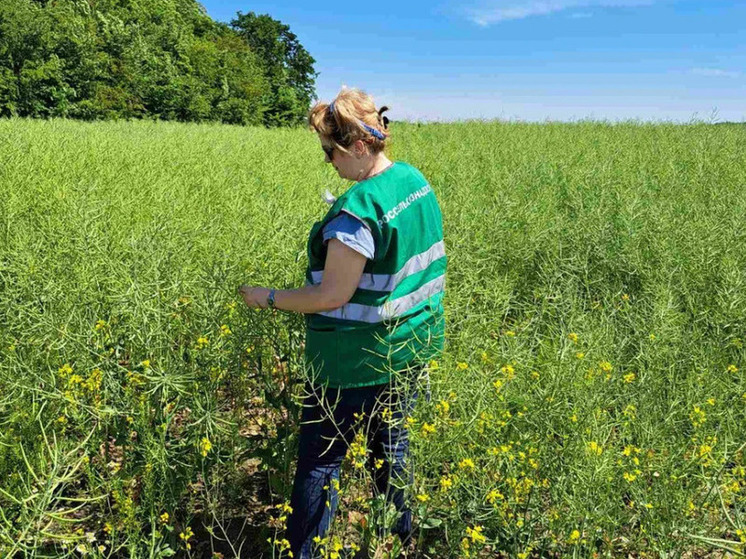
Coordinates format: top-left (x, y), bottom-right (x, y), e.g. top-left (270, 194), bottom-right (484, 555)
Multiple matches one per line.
top-left (322, 145), bottom-right (335, 160)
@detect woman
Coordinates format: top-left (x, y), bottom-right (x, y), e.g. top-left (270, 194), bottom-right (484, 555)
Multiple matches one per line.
top-left (239, 88), bottom-right (446, 558)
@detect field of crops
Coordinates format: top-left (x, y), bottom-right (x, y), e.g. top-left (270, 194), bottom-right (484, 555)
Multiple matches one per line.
top-left (1, 118), bottom-right (745, 558)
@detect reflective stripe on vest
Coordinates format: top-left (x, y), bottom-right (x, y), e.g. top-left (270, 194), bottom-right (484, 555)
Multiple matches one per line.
top-left (310, 239), bottom-right (446, 293)
top-left (313, 274), bottom-right (445, 323)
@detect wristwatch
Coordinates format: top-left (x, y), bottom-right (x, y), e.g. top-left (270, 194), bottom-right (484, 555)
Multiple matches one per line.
top-left (266, 289), bottom-right (276, 309)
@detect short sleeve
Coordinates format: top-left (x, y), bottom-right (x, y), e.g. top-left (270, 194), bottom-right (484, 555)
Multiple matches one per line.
top-left (322, 212), bottom-right (375, 259)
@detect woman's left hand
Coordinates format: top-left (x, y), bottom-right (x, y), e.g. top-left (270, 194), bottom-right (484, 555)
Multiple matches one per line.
top-left (238, 285), bottom-right (270, 309)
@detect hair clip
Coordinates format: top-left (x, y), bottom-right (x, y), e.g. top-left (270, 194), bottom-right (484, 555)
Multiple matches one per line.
top-left (359, 122), bottom-right (387, 141)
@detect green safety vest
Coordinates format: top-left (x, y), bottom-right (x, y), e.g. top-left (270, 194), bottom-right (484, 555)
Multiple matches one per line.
top-left (304, 161), bottom-right (447, 388)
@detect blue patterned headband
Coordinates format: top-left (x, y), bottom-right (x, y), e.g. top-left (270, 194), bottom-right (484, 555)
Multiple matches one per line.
top-left (328, 101), bottom-right (387, 141)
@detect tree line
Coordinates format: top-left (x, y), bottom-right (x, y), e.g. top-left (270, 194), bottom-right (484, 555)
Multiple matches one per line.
top-left (0, 0), bottom-right (317, 126)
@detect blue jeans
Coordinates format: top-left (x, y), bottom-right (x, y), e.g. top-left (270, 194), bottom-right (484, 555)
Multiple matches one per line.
top-left (286, 367), bottom-right (429, 558)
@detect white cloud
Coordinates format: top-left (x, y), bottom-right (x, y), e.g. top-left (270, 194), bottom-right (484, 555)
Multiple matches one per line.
top-left (691, 68), bottom-right (741, 78)
top-left (466, 0), bottom-right (657, 26)
top-left (569, 11), bottom-right (593, 18)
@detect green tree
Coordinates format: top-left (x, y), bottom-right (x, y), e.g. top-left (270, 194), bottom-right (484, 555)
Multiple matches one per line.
top-left (231, 11), bottom-right (317, 126)
top-left (0, 0), bottom-right (308, 125)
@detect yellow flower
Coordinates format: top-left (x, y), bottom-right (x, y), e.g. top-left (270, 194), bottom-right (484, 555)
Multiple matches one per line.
top-left (179, 527), bottom-right (194, 550)
top-left (84, 368), bottom-right (103, 393)
top-left (439, 475), bottom-right (454, 492)
top-left (530, 371), bottom-right (540, 379)
top-left (140, 359), bottom-right (150, 369)
top-left (380, 407), bottom-right (393, 423)
top-left (428, 359), bottom-right (439, 370)
top-left (623, 404), bottom-right (637, 420)
top-left (219, 324), bottom-right (232, 336)
top-left (586, 441), bottom-right (603, 455)
top-left (500, 364), bottom-right (515, 379)
top-left (504, 330), bottom-right (516, 337)
top-left (570, 413), bottom-right (578, 423)
top-left (459, 458), bottom-right (475, 470)
top-left (649, 333), bottom-right (656, 341)
top-left (416, 493), bottom-right (430, 502)
top-left (621, 293), bottom-right (630, 301)
top-left (727, 364), bottom-right (739, 373)
top-left (599, 361), bottom-right (613, 373)
top-left (623, 372), bottom-right (636, 383)
top-left (421, 423), bottom-right (436, 436)
top-left (481, 351), bottom-right (489, 362)
top-left (486, 489), bottom-right (503, 504)
top-left (622, 445), bottom-right (639, 456)
top-left (95, 319), bottom-right (107, 331)
top-left (159, 512), bottom-right (169, 524)
top-left (568, 529), bottom-right (581, 544)
top-left (706, 398), bottom-right (715, 406)
top-left (436, 400), bottom-right (450, 416)
top-left (456, 362), bottom-right (469, 370)
top-left (698, 443), bottom-right (713, 458)
top-left (466, 525), bottom-right (486, 545)
top-left (690, 405), bottom-right (706, 428)
top-left (374, 458), bottom-right (384, 470)
top-left (568, 333), bottom-right (579, 344)
top-left (197, 336), bottom-right (209, 348)
top-left (575, 352), bottom-right (585, 359)
top-left (271, 538), bottom-right (293, 555)
top-left (623, 472), bottom-right (637, 482)
top-left (200, 437), bottom-right (212, 457)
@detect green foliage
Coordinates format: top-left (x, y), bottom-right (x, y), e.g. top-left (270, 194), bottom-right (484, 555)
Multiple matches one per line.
top-left (231, 11), bottom-right (317, 127)
top-left (0, 0), bottom-right (316, 125)
top-left (2, 119), bottom-right (745, 557)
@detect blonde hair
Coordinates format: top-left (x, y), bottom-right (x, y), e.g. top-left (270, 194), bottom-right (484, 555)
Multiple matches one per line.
top-left (308, 88), bottom-right (390, 155)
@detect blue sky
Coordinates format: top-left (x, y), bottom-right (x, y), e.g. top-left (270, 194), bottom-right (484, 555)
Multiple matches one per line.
top-left (200, 1), bottom-right (745, 122)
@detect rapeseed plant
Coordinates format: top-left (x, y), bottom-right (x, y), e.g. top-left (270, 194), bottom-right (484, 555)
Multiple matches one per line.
top-left (179, 527), bottom-right (194, 550)
top-left (690, 405), bottom-right (707, 428)
top-left (586, 441), bottom-right (603, 455)
top-left (200, 437), bottom-right (212, 457)
top-left (4, 118), bottom-right (746, 559)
